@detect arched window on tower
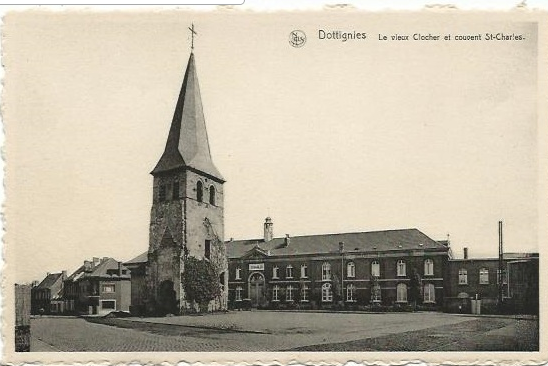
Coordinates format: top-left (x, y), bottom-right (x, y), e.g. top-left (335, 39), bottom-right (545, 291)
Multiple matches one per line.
top-left (209, 185), bottom-right (216, 205)
top-left (197, 181), bottom-right (203, 202)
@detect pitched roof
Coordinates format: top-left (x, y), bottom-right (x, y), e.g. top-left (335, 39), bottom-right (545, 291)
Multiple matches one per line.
top-left (151, 53), bottom-right (224, 181)
top-left (36, 272), bottom-right (64, 289)
top-left (125, 251), bottom-right (148, 265)
top-left (66, 257), bottom-right (130, 281)
top-left (226, 228), bottom-right (448, 259)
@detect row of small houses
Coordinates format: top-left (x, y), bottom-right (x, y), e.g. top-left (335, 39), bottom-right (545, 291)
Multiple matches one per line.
top-left (29, 228), bottom-right (539, 316)
top-left (31, 257), bottom-right (131, 316)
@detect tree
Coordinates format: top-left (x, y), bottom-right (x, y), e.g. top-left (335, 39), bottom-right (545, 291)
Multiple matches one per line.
top-left (409, 269), bottom-right (422, 311)
top-left (182, 256), bottom-right (222, 312)
top-left (332, 274), bottom-right (343, 304)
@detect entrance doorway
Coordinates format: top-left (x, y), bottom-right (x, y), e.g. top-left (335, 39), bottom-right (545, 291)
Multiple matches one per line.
top-left (248, 272), bottom-right (265, 307)
top-left (158, 280), bottom-right (177, 315)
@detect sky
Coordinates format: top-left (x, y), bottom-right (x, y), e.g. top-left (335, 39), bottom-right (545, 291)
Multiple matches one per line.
top-left (4, 11), bottom-right (540, 283)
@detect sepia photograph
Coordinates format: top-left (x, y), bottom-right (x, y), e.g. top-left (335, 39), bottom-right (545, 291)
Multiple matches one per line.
top-left (4, 9), bottom-right (545, 363)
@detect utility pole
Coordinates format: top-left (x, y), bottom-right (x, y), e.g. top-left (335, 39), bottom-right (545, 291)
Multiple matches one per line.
top-left (339, 242), bottom-right (345, 304)
top-left (498, 220), bottom-right (504, 312)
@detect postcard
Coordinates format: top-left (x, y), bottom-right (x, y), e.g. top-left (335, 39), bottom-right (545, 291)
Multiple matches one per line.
top-left (4, 9), bottom-right (547, 365)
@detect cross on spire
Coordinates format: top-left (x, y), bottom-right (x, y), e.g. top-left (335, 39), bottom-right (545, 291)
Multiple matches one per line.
top-left (188, 23), bottom-right (197, 51)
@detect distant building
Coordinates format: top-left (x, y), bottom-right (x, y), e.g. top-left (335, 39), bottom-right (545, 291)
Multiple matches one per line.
top-left (63, 257), bottom-right (131, 315)
top-left (225, 218), bottom-right (450, 310)
top-left (124, 252), bottom-right (148, 315)
top-left (444, 249), bottom-right (539, 314)
top-left (31, 271), bottom-right (66, 314)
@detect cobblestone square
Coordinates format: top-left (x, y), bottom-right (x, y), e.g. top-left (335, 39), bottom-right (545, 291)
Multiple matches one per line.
top-left (30, 311), bottom-right (538, 352)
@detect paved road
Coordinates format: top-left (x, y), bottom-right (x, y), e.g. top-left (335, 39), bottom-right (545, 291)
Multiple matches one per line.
top-left (30, 311), bottom-right (537, 352)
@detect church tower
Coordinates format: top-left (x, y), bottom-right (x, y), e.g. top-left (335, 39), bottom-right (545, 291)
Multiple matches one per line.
top-left (145, 46), bottom-right (228, 315)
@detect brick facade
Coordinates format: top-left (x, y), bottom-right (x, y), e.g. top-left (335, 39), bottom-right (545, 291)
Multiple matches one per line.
top-left (227, 224), bottom-right (449, 310)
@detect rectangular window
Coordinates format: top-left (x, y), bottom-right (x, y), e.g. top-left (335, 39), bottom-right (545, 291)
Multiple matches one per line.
top-left (272, 285), bottom-right (279, 301)
top-left (272, 266), bottom-right (279, 279)
top-left (371, 284), bottom-right (382, 302)
top-left (235, 267), bottom-right (241, 280)
top-left (424, 259), bottom-right (434, 276)
top-left (397, 260), bottom-right (406, 277)
top-left (322, 283), bottom-right (333, 302)
top-left (371, 261), bottom-right (380, 277)
top-left (397, 283), bottom-right (407, 302)
top-left (479, 268), bottom-right (489, 284)
top-left (286, 265), bottom-right (293, 278)
top-left (205, 240), bottom-right (211, 260)
top-left (347, 262), bottom-right (356, 278)
top-left (286, 285), bottom-right (294, 301)
top-left (497, 269), bottom-right (507, 285)
top-left (102, 284), bottom-right (115, 293)
top-left (346, 284), bottom-right (355, 302)
top-left (458, 269), bottom-right (468, 285)
top-left (101, 300), bottom-right (116, 309)
top-left (235, 287), bottom-right (242, 301)
top-left (159, 184), bottom-right (166, 202)
top-left (322, 263), bottom-right (331, 281)
top-left (301, 284), bottom-right (309, 302)
top-left (423, 283), bottom-right (436, 303)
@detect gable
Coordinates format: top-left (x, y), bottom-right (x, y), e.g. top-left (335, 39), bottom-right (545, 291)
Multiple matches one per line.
top-left (241, 246), bottom-right (270, 260)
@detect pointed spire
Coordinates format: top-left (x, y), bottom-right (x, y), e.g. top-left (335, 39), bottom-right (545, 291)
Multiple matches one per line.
top-left (152, 53), bottom-right (224, 182)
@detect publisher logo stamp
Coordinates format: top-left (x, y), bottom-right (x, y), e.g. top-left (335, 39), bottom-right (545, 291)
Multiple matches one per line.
top-left (289, 30), bottom-right (307, 48)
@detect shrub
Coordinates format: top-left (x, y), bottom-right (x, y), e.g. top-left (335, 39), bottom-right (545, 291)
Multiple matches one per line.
top-left (182, 256), bottom-right (222, 312)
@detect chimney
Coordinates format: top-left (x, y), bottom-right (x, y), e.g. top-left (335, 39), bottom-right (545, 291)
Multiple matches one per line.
top-left (284, 234), bottom-right (290, 247)
top-left (264, 217), bottom-right (274, 242)
top-left (84, 260), bottom-right (92, 272)
top-left (92, 257), bottom-right (100, 268)
top-left (463, 247), bottom-right (469, 259)
top-left (118, 261), bottom-right (123, 276)
top-left (62, 270), bottom-right (67, 279)
top-left (339, 241), bottom-right (345, 253)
